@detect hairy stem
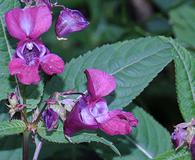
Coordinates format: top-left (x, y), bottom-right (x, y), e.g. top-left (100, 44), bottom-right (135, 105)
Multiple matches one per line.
top-left (33, 141), bottom-right (43, 160)
top-left (23, 131), bottom-right (30, 160)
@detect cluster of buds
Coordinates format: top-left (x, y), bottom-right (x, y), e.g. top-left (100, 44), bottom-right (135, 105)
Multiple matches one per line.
top-left (42, 92), bottom-right (76, 131)
top-left (171, 119), bottom-right (195, 159)
top-left (7, 93), bottom-right (25, 118)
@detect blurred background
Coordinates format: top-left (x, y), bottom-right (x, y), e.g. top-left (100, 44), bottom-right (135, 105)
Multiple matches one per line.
top-left (38, 0), bottom-right (194, 159)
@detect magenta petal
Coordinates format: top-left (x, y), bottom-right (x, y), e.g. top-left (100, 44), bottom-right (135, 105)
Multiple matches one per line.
top-left (40, 53), bottom-right (64, 75)
top-left (64, 97), bottom-right (98, 136)
top-left (191, 136), bottom-right (195, 160)
top-left (8, 58), bottom-right (40, 85)
top-left (99, 110), bottom-right (138, 135)
top-left (99, 117), bottom-right (132, 135)
top-left (5, 8), bottom-right (27, 40)
top-left (30, 6), bottom-right (52, 38)
top-left (85, 69), bottom-right (116, 100)
top-left (5, 6), bottom-right (52, 40)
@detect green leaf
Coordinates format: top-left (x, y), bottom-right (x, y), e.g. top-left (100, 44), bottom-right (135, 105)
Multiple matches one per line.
top-left (168, 39), bottom-right (195, 121)
top-left (155, 148), bottom-right (191, 160)
top-left (0, 136), bottom-right (22, 160)
top-left (115, 106), bottom-right (172, 159)
top-left (170, 5), bottom-right (195, 46)
top-left (0, 0), bottom-right (20, 16)
top-left (151, 0), bottom-right (186, 11)
top-left (0, 0), bottom-right (20, 100)
top-left (0, 95), bottom-right (23, 158)
top-left (45, 36), bottom-right (173, 109)
top-left (37, 122), bottom-right (120, 155)
top-left (20, 81), bottom-right (44, 112)
top-left (0, 120), bottom-right (26, 137)
top-left (95, 105), bottom-right (172, 160)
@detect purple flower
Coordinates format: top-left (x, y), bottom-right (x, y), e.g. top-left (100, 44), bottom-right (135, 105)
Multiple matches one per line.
top-left (191, 136), bottom-right (195, 160)
top-left (171, 127), bottom-right (187, 148)
top-left (64, 69), bottom-right (138, 136)
top-left (171, 120), bottom-right (195, 159)
top-left (55, 8), bottom-right (89, 38)
top-left (5, 6), bottom-right (64, 85)
top-left (42, 108), bottom-right (59, 131)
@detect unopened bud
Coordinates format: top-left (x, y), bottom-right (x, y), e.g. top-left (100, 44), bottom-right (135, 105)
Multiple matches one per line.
top-left (191, 136), bottom-right (195, 160)
top-left (8, 92), bottom-right (18, 106)
top-left (42, 108), bottom-right (59, 131)
top-left (55, 8), bottom-right (89, 38)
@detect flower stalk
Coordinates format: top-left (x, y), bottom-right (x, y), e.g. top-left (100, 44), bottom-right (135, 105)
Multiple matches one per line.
top-left (23, 131), bottom-right (30, 160)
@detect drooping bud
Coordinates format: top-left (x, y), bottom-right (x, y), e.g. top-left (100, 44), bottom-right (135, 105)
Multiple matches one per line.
top-left (8, 92), bottom-right (18, 106)
top-left (55, 8), bottom-right (89, 38)
top-left (42, 108), bottom-right (59, 131)
top-left (172, 120), bottom-right (195, 159)
top-left (7, 92), bottom-right (25, 118)
top-left (171, 127), bottom-right (187, 148)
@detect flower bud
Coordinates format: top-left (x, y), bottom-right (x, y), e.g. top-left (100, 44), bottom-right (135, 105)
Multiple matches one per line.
top-left (172, 120), bottom-right (195, 160)
top-left (7, 93), bottom-right (25, 118)
top-left (171, 127), bottom-right (187, 148)
top-left (55, 8), bottom-right (89, 38)
top-left (191, 136), bottom-right (195, 160)
top-left (42, 108), bottom-right (59, 131)
top-left (8, 92), bottom-right (18, 106)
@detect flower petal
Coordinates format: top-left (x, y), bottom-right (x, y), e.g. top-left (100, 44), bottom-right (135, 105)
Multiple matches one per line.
top-left (55, 8), bottom-right (89, 38)
top-left (64, 97), bottom-right (98, 136)
top-left (40, 53), bottom-right (64, 75)
top-left (99, 117), bottom-right (132, 135)
top-left (30, 6), bottom-right (52, 38)
top-left (191, 136), bottom-right (195, 160)
top-left (90, 99), bottom-right (110, 123)
top-left (5, 8), bottom-right (27, 40)
top-left (85, 69), bottom-right (116, 100)
top-left (99, 110), bottom-right (138, 135)
top-left (5, 6), bottom-right (52, 40)
top-left (8, 58), bottom-right (40, 85)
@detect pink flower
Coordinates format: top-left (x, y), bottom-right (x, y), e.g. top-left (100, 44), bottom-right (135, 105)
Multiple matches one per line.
top-left (5, 6), bottom-right (64, 85)
top-left (191, 136), bottom-right (195, 160)
top-left (64, 69), bottom-right (138, 136)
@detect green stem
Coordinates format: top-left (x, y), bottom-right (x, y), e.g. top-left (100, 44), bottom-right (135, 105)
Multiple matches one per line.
top-left (23, 131), bottom-right (30, 160)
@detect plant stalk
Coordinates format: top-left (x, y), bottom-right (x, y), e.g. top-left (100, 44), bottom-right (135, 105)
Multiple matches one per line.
top-left (33, 141), bottom-right (43, 160)
top-left (23, 131), bottom-right (30, 160)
